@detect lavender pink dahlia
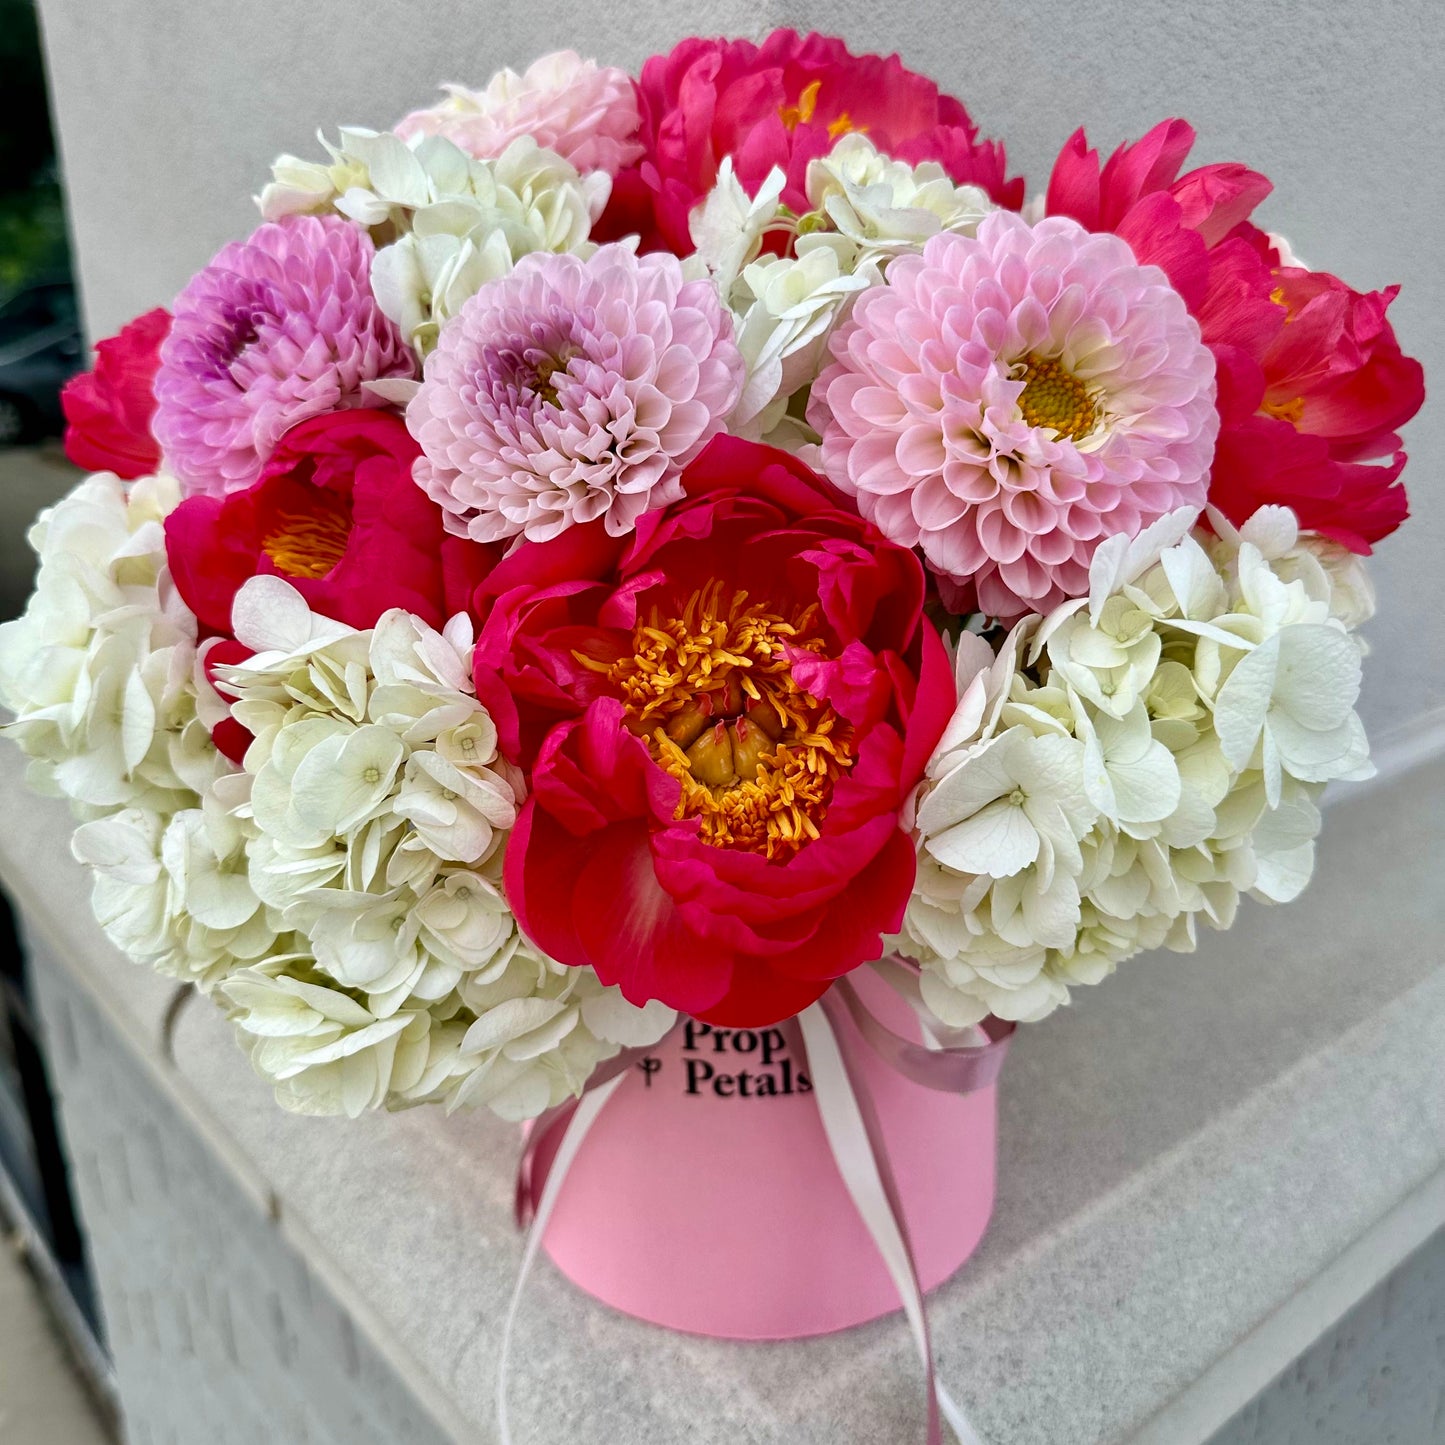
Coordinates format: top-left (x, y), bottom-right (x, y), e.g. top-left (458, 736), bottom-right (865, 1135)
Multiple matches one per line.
top-left (153, 215), bottom-right (414, 499)
top-left (810, 211), bottom-right (1219, 617)
top-left (408, 244), bottom-right (745, 544)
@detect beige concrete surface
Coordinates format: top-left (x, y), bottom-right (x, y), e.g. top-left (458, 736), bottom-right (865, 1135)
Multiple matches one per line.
top-left (0, 1230), bottom-right (111, 1445)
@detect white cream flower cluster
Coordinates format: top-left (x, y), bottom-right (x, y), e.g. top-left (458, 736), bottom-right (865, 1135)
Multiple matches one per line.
top-left (1, 477), bottom-right (670, 1120)
top-left (200, 576), bottom-right (672, 1118)
top-left (898, 507), bottom-right (1375, 1027)
top-left (0, 472), bottom-right (223, 817)
top-left (689, 134), bottom-right (994, 444)
top-left (260, 128), bottom-right (608, 357)
top-left (71, 795), bottom-right (285, 990)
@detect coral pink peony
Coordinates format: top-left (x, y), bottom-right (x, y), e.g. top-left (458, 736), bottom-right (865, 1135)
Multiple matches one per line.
top-left (1046, 120), bottom-right (1423, 551)
top-left (597, 29), bottom-right (1023, 254)
top-left (394, 50), bottom-right (644, 177)
top-left (165, 408), bottom-right (492, 636)
top-left (810, 211), bottom-right (1218, 618)
top-left (408, 244), bottom-right (744, 546)
top-left (153, 216), bottom-right (414, 500)
top-left (61, 308), bottom-right (170, 479)
top-left (475, 436), bottom-right (953, 1026)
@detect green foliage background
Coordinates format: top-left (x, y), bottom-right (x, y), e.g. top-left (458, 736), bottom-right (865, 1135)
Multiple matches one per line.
top-left (0, 0), bottom-right (70, 293)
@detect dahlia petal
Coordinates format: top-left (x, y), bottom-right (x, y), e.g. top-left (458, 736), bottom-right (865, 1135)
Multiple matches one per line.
top-left (154, 216), bottom-right (413, 499)
top-left (409, 245), bottom-right (742, 545)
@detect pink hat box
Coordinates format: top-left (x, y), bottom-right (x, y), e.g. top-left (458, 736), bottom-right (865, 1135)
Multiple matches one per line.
top-left (535, 967), bottom-right (1001, 1340)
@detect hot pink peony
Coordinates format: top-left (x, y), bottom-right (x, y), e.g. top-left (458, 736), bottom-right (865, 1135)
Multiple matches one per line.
top-left (153, 215), bottom-right (414, 499)
top-left (476, 436), bottom-right (954, 1026)
top-left (810, 211), bottom-right (1218, 618)
top-left (164, 409), bottom-right (493, 638)
top-left (394, 50), bottom-right (644, 177)
top-left (1046, 120), bottom-right (1424, 552)
top-left (407, 244), bottom-right (744, 545)
top-left (165, 409), bottom-right (495, 765)
top-left (596, 29), bottom-right (1023, 254)
top-left (61, 308), bottom-right (170, 479)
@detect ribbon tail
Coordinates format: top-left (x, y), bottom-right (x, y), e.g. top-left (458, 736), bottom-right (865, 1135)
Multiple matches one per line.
top-left (498, 1070), bottom-right (628, 1445)
top-left (799, 999), bottom-right (986, 1445)
top-left (515, 1031), bottom-right (680, 1229)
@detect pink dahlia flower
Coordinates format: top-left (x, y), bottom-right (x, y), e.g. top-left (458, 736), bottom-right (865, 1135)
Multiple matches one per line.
top-left (394, 51), bottom-right (644, 177)
top-left (153, 215), bottom-right (414, 499)
top-left (408, 244), bottom-right (745, 544)
top-left (810, 211), bottom-right (1218, 617)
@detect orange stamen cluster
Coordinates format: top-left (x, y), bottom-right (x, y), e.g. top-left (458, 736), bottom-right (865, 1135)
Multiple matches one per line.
top-left (778, 79), bottom-right (863, 141)
top-left (1262, 394), bottom-right (1306, 425)
top-left (586, 581), bottom-right (854, 859)
top-left (1014, 352), bottom-right (1100, 442)
top-left (260, 489), bottom-right (353, 578)
top-left (779, 79), bottom-right (822, 130)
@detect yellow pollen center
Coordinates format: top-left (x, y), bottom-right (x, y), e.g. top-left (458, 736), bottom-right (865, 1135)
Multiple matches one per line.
top-left (580, 581), bottom-right (855, 860)
top-left (1014, 353), bottom-right (1099, 442)
top-left (779, 79), bottom-right (822, 130)
top-left (260, 490), bottom-right (353, 579)
top-left (778, 79), bottom-right (867, 141)
top-left (1269, 281), bottom-right (1299, 324)
top-left (1263, 394), bottom-right (1306, 425)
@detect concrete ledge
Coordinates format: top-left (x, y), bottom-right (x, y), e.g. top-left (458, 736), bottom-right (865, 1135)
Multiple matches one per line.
top-left (1, 739), bottom-right (1441, 1441)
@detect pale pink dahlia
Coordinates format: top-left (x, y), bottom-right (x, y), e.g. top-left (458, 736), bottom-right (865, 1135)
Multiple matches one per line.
top-left (394, 51), bottom-right (644, 177)
top-left (153, 215), bottom-right (413, 499)
top-left (408, 245), bottom-right (744, 544)
top-left (810, 211), bottom-right (1218, 617)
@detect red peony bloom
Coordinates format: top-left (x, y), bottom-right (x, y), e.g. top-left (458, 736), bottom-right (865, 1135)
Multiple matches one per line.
top-left (476, 436), bottom-right (953, 1026)
top-left (1046, 119), bottom-right (1423, 551)
top-left (597, 29), bottom-right (1023, 255)
top-left (165, 409), bottom-right (495, 760)
top-left (61, 308), bottom-right (170, 478)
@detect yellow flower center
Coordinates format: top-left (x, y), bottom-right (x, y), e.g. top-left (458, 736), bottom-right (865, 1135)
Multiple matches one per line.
top-left (1014, 353), bottom-right (1100, 442)
top-left (582, 581), bottom-right (855, 859)
top-left (1262, 394), bottom-right (1306, 425)
top-left (778, 78), bottom-right (864, 141)
top-left (260, 490), bottom-right (353, 579)
top-left (779, 79), bottom-right (822, 130)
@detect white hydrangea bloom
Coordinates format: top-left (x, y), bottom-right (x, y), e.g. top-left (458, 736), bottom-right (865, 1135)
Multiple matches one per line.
top-left (221, 955), bottom-right (470, 1118)
top-left (260, 129), bottom-right (608, 356)
top-left (898, 509), bottom-right (1374, 1025)
top-left (690, 136), bottom-right (994, 449)
top-left (71, 798), bottom-right (284, 991)
top-left (211, 577), bottom-right (672, 1118)
top-left (728, 238), bottom-right (879, 441)
top-left (686, 158), bottom-right (789, 297)
top-left (0, 472), bottom-right (224, 818)
top-left (451, 936), bottom-right (674, 1121)
top-left (802, 133), bottom-right (993, 267)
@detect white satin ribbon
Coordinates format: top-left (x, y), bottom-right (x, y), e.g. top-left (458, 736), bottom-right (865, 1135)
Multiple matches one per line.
top-left (798, 1002), bottom-right (984, 1445)
top-left (498, 1001), bottom-right (992, 1444)
top-left (497, 1071), bottom-right (628, 1445)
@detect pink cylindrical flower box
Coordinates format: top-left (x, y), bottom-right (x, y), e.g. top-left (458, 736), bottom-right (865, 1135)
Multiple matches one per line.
top-left (538, 972), bottom-right (1000, 1339)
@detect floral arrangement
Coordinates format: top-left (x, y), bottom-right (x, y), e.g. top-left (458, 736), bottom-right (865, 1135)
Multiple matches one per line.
top-left (2, 33), bottom-right (1422, 1130)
